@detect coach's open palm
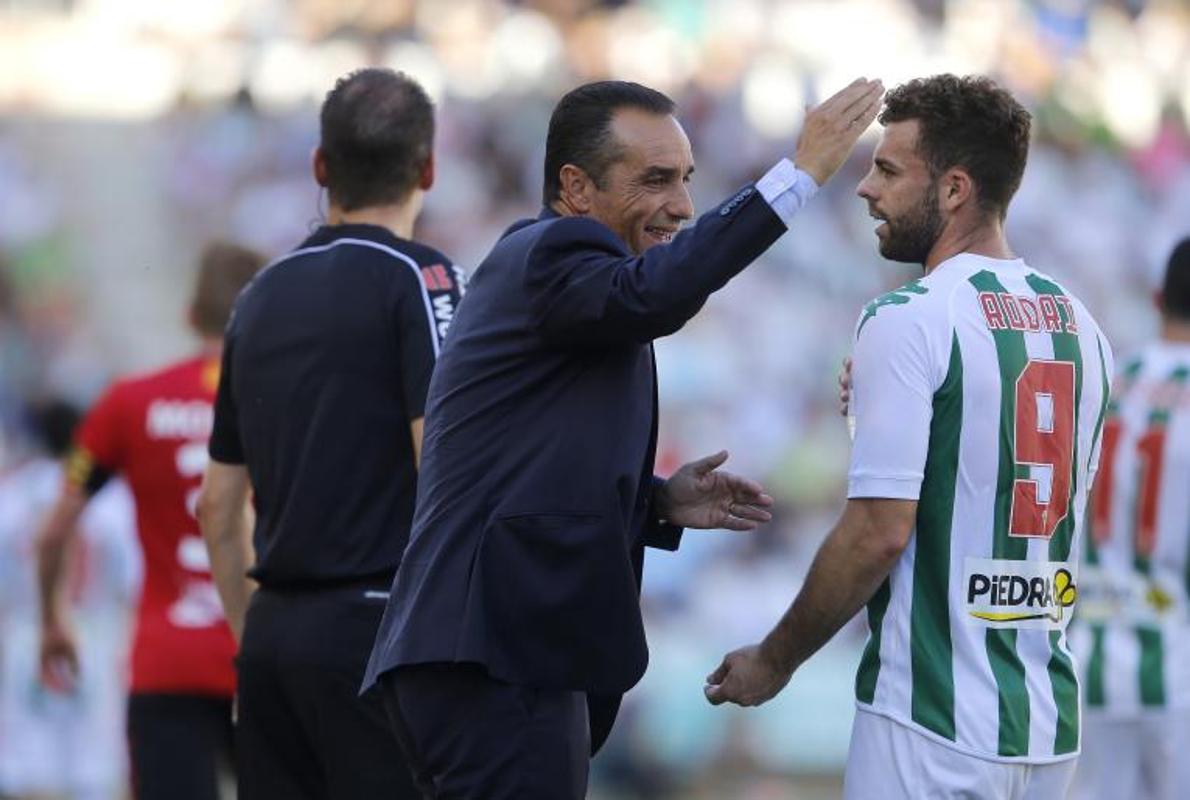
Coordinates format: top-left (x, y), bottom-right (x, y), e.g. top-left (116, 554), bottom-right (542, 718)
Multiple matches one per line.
top-left (704, 643), bottom-right (792, 707)
top-left (794, 78), bottom-right (884, 186)
top-left (656, 450), bottom-right (773, 531)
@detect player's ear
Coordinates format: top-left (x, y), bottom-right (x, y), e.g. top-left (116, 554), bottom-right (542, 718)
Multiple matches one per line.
top-left (941, 167), bottom-right (973, 212)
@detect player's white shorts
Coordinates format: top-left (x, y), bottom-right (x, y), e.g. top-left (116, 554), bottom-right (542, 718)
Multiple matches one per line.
top-left (843, 709), bottom-right (1077, 800)
top-left (1072, 710), bottom-right (1190, 800)
top-left (0, 621), bottom-right (129, 798)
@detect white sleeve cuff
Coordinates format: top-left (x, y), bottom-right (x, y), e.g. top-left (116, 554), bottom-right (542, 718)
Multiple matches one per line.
top-left (847, 475), bottom-right (923, 500)
top-left (755, 158), bottom-right (819, 228)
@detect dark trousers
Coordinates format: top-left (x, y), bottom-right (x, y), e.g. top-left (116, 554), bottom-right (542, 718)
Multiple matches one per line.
top-left (127, 692), bottom-right (233, 800)
top-left (236, 586), bottom-right (419, 800)
top-left (380, 663), bottom-right (590, 800)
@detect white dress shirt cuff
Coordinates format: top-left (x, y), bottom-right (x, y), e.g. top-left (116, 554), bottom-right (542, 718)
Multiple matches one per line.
top-left (756, 158), bottom-right (819, 228)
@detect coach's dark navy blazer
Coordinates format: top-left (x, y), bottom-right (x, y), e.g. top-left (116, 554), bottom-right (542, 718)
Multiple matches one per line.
top-left (363, 184), bottom-right (787, 752)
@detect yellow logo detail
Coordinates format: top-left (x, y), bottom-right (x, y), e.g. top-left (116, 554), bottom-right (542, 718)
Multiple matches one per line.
top-left (1146, 583), bottom-right (1174, 614)
top-left (969, 568), bottom-right (1077, 625)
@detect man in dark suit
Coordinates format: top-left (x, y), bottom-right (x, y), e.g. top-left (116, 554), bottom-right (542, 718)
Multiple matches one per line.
top-left (363, 77), bottom-right (884, 798)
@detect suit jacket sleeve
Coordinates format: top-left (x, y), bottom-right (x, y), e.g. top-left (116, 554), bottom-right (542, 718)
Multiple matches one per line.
top-left (525, 187), bottom-right (785, 347)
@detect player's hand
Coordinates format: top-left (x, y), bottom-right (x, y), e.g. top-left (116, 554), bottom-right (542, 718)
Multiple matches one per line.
top-left (704, 642), bottom-right (793, 707)
top-left (838, 356), bottom-right (853, 417)
top-left (656, 450), bottom-right (773, 531)
top-left (39, 621), bottom-right (80, 693)
top-left (794, 78), bottom-right (884, 186)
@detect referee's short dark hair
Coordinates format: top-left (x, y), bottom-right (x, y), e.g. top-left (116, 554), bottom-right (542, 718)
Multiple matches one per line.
top-left (1161, 237), bottom-right (1190, 321)
top-left (542, 81), bottom-right (675, 206)
top-left (319, 68), bottom-right (435, 211)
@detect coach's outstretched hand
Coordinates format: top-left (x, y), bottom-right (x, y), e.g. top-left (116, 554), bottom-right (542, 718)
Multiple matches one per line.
top-left (704, 642), bottom-right (792, 707)
top-left (794, 78), bottom-right (884, 187)
top-left (656, 450), bottom-right (773, 531)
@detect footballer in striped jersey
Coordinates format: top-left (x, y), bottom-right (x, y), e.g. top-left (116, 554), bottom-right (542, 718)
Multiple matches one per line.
top-left (706, 75), bottom-right (1112, 800)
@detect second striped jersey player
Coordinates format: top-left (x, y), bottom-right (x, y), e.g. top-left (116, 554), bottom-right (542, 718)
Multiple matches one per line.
top-left (1068, 237), bottom-right (1190, 800)
top-left (1076, 343), bottom-right (1190, 712)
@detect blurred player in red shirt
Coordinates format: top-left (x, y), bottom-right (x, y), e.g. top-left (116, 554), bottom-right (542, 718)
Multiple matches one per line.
top-left (37, 242), bottom-right (265, 800)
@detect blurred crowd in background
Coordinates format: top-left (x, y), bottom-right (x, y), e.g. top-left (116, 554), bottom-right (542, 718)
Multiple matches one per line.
top-left (0, 0), bottom-right (1187, 797)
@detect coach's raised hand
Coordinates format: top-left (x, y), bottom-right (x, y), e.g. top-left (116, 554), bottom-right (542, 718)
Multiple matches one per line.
top-left (794, 78), bottom-right (884, 186)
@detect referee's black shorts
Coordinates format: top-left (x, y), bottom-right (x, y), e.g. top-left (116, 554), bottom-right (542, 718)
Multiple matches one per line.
top-left (235, 584), bottom-right (419, 800)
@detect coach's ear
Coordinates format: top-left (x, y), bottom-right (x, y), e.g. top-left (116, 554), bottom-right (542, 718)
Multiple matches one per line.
top-left (556, 163), bottom-right (595, 215)
top-left (312, 147), bottom-right (329, 188)
top-left (418, 153), bottom-right (435, 191)
top-left (940, 166), bottom-right (974, 214)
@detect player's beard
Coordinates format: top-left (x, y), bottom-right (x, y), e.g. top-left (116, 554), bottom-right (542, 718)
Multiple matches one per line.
top-left (879, 182), bottom-right (944, 265)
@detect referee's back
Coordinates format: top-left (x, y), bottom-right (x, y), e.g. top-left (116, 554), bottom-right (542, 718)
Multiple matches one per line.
top-left (200, 67), bottom-right (457, 800)
top-left (211, 223), bottom-right (462, 589)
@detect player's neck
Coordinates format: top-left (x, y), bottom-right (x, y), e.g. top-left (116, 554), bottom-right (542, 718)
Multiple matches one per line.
top-left (1160, 318), bottom-right (1190, 344)
top-left (923, 216), bottom-right (1013, 274)
top-left (327, 193), bottom-right (423, 240)
top-left (198, 336), bottom-right (223, 357)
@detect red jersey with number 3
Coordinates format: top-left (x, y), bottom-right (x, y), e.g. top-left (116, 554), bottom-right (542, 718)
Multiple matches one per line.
top-left (67, 354), bottom-right (235, 696)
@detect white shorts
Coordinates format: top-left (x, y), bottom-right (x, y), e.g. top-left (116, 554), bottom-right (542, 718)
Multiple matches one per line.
top-left (1072, 710), bottom-right (1190, 800)
top-left (843, 709), bottom-right (1077, 800)
top-left (0, 619), bottom-right (129, 797)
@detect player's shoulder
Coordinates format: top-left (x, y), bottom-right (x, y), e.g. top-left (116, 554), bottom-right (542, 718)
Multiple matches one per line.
top-left (856, 275), bottom-right (946, 339)
top-left (105, 355), bottom-right (210, 405)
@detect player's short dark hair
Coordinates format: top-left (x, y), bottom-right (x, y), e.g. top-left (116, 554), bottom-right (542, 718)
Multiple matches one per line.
top-left (879, 74), bottom-right (1031, 220)
top-left (1161, 237), bottom-right (1190, 321)
top-left (319, 68), bottom-right (435, 211)
top-left (30, 399), bottom-right (80, 458)
top-left (542, 81), bottom-right (675, 205)
top-left (191, 241), bottom-right (266, 337)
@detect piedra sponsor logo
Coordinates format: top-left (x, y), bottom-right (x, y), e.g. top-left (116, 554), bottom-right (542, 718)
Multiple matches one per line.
top-left (963, 558), bottom-right (1077, 630)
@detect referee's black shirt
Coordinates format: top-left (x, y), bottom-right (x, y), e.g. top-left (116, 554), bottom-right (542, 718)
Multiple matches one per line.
top-left (209, 224), bottom-right (464, 590)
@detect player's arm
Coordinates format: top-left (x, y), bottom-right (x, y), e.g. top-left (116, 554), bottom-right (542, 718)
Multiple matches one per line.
top-left (705, 295), bottom-right (938, 707)
top-left (705, 498), bottom-right (914, 705)
top-left (36, 478), bottom-right (90, 691)
top-left (198, 461), bottom-right (254, 645)
top-left (37, 391), bottom-right (122, 691)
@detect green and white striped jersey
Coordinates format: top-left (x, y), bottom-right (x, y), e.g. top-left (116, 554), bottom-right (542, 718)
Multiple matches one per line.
top-left (1069, 341), bottom-right (1190, 716)
top-left (847, 253), bottom-right (1113, 763)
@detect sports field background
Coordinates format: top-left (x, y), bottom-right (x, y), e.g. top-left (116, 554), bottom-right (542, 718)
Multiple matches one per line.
top-left (1, 1), bottom-right (1186, 796)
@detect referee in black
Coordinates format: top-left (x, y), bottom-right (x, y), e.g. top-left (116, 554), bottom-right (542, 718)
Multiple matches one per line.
top-left (198, 68), bottom-right (463, 799)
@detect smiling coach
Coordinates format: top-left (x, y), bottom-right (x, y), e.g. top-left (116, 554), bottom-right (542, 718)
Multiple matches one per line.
top-left (362, 78), bottom-right (884, 798)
